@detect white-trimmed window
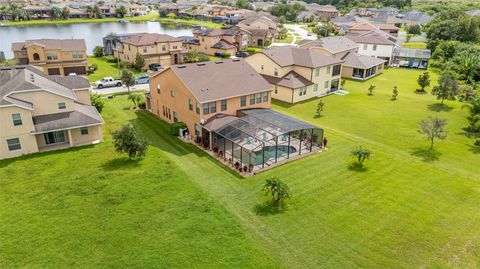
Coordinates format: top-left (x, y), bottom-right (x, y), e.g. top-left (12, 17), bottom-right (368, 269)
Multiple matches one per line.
top-left (373, 44), bottom-right (377, 51)
top-left (274, 68), bottom-right (278, 76)
top-left (263, 91), bottom-right (268, 102)
top-left (324, 81), bottom-right (329, 89)
top-left (363, 44), bottom-right (368, 50)
top-left (72, 51), bottom-right (83, 59)
top-left (315, 68), bottom-right (320, 77)
top-left (12, 113), bottom-right (22, 126)
top-left (58, 102), bottom-right (66, 109)
top-left (80, 127), bottom-right (89, 135)
top-left (7, 138), bottom-right (21, 151)
top-left (326, 66), bottom-right (331, 74)
top-left (314, 84), bottom-right (319, 92)
top-left (299, 87), bottom-right (307, 96)
top-left (46, 53), bottom-right (58, 60)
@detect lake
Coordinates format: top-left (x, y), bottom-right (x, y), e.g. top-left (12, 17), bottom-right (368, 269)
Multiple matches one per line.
top-left (0, 21), bottom-right (193, 58)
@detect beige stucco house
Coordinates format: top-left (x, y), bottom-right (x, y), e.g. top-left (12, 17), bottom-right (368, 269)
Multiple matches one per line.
top-left (245, 46), bottom-right (343, 103)
top-left (0, 65), bottom-right (104, 160)
top-left (113, 33), bottom-right (185, 69)
top-left (12, 39), bottom-right (88, 76)
top-left (186, 28), bottom-right (243, 56)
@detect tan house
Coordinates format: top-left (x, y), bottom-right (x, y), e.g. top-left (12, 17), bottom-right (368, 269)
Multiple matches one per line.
top-left (245, 46), bottom-right (343, 103)
top-left (0, 65), bottom-right (104, 160)
top-left (237, 12), bottom-right (277, 47)
top-left (113, 33), bottom-right (185, 69)
top-left (147, 58), bottom-right (325, 172)
top-left (299, 37), bottom-right (386, 80)
top-left (12, 39), bottom-right (88, 76)
top-left (186, 28), bottom-right (246, 56)
top-left (147, 58), bottom-right (272, 140)
top-left (127, 4), bottom-right (148, 17)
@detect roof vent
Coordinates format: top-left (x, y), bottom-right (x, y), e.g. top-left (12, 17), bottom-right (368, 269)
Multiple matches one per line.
top-left (232, 59), bottom-right (240, 62)
top-left (177, 65), bottom-right (187, 68)
top-left (196, 63), bottom-right (206, 66)
top-left (29, 73), bottom-right (35, 82)
top-left (215, 61), bottom-right (223, 64)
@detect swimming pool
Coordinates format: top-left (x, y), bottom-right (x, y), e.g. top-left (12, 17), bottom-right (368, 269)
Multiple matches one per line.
top-left (253, 145), bottom-right (297, 165)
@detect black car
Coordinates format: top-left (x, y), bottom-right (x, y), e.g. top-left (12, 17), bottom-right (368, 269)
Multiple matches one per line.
top-left (148, 63), bottom-right (162, 71)
top-left (235, 52), bottom-right (250, 58)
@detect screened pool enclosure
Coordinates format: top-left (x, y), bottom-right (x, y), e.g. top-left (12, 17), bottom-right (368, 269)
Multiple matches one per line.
top-left (208, 109), bottom-right (324, 172)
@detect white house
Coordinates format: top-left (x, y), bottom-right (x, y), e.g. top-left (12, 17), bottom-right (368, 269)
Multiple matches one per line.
top-left (345, 30), bottom-right (397, 65)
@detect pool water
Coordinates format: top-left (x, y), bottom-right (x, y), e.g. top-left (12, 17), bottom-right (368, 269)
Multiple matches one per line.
top-left (254, 145), bottom-right (297, 165)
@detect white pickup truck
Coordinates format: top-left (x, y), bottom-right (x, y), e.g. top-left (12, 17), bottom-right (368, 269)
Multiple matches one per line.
top-left (95, 77), bottom-right (122, 89)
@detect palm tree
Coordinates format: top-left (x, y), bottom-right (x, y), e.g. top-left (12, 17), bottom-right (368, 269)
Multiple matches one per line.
top-left (262, 179), bottom-right (291, 209)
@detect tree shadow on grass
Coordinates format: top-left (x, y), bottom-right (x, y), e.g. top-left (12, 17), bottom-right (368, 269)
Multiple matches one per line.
top-left (347, 162), bottom-right (368, 172)
top-left (414, 90), bottom-right (427, 95)
top-left (101, 157), bottom-right (141, 171)
top-left (427, 103), bottom-right (453, 112)
top-left (410, 147), bottom-right (441, 162)
top-left (467, 144), bottom-right (480, 154)
top-left (253, 201), bottom-right (285, 216)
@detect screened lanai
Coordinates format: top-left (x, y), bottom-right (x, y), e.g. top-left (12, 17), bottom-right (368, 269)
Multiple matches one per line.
top-left (210, 109), bottom-right (324, 172)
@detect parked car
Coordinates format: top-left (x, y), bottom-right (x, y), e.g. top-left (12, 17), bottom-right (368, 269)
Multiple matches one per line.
top-left (135, 75), bottom-right (150, 85)
top-left (148, 63), bottom-right (163, 71)
top-left (95, 77), bottom-right (122, 89)
top-left (235, 52), bottom-right (250, 58)
top-left (307, 32), bottom-right (312, 36)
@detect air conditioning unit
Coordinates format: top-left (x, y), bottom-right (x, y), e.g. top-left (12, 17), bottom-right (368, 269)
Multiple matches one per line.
top-left (200, 118), bottom-right (206, 124)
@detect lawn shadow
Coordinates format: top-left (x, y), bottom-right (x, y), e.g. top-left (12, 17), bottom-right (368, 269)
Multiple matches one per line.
top-left (101, 157), bottom-right (141, 170)
top-left (427, 103), bottom-right (453, 112)
top-left (313, 114), bottom-right (323, 119)
top-left (410, 147), bottom-right (441, 162)
top-left (347, 162), bottom-right (368, 172)
top-left (253, 201), bottom-right (285, 216)
top-left (414, 89), bottom-right (427, 95)
top-left (467, 144), bottom-right (480, 154)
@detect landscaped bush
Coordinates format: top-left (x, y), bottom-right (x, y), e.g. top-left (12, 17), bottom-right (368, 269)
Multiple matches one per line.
top-left (169, 122), bottom-right (187, 136)
top-left (138, 99), bottom-right (146, 109)
top-left (475, 139), bottom-right (480, 146)
top-left (222, 53), bottom-right (231, 58)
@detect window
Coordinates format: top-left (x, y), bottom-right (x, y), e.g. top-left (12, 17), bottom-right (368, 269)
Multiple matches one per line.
top-left (363, 44), bottom-right (368, 50)
top-left (173, 45), bottom-right (178, 49)
top-left (221, 99), bottom-right (227, 111)
top-left (263, 91), bottom-right (268, 102)
top-left (195, 124), bottom-right (201, 137)
top-left (168, 108), bottom-right (171, 119)
top-left (162, 106), bottom-right (166, 117)
top-left (274, 68), bottom-right (278, 76)
top-left (12, 113), bottom-right (22, 126)
top-left (240, 96), bottom-right (246, 107)
top-left (332, 65), bottom-right (341, 76)
top-left (33, 53), bottom-right (40, 61)
top-left (173, 112), bottom-right (178, 122)
top-left (171, 90), bottom-right (175, 97)
top-left (315, 68), bottom-right (320, 77)
top-left (261, 65), bottom-right (264, 70)
top-left (373, 44), bottom-right (377, 51)
top-left (203, 103), bottom-right (209, 114)
top-left (80, 127), bottom-right (89, 135)
top-left (188, 99), bottom-right (193, 111)
top-left (326, 66), bottom-right (331, 74)
top-left (256, 93), bottom-right (261, 103)
top-left (162, 45), bottom-right (166, 51)
top-left (46, 53), bottom-right (58, 60)
top-left (7, 138), bottom-right (21, 151)
top-left (157, 84), bottom-right (160, 94)
top-left (274, 86), bottom-right (278, 94)
top-left (44, 131), bottom-right (65, 145)
top-left (143, 47), bottom-right (147, 53)
top-left (250, 94), bottom-right (255, 105)
top-left (324, 81), bottom-right (329, 89)
top-left (210, 101), bottom-right (216, 113)
top-left (72, 51), bottom-right (83, 59)
top-left (299, 87), bottom-right (307, 96)
top-left (314, 84), bottom-right (319, 92)
top-left (58, 102), bottom-right (66, 109)
top-left (196, 102), bottom-right (200, 114)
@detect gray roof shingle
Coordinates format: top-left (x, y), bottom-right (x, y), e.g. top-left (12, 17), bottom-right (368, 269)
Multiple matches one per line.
top-left (260, 46), bottom-right (343, 68)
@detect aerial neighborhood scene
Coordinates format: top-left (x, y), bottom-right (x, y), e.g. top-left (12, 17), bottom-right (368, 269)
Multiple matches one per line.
top-left (1, 0), bottom-right (480, 267)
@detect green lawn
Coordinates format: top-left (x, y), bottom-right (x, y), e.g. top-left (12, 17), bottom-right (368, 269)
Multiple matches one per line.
top-left (87, 56), bottom-right (144, 83)
top-left (403, 42), bottom-right (428, 49)
top-left (276, 32), bottom-right (294, 44)
top-left (2, 68), bottom-right (480, 268)
top-left (4, 13), bottom-right (157, 26)
top-left (157, 17), bottom-right (222, 29)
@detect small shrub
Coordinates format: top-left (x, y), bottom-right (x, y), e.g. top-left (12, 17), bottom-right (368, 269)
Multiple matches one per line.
top-left (262, 178), bottom-right (291, 209)
top-left (222, 52), bottom-right (231, 58)
top-left (169, 122), bottom-right (187, 136)
top-left (368, 85), bottom-right (376, 95)
top-left (112, 124), bottom-right (148, 159)
top-left (474, 139), bottom-right (480, 146)
top-left (351, 146), bottom-right (372, 165)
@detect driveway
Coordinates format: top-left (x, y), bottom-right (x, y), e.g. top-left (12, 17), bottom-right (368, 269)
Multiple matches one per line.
top-left (92, 83), bottom-right (150, 95)
top-left (269, 23), bottom-right (317, 47)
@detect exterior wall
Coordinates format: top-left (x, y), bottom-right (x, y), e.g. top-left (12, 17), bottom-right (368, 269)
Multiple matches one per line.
top-left (115, 40), bottom-right (183, 68)
top-left (189, 34), bottom-right (237, 56)
top-left (356, 43), bottom-right (395, 64)
top-left (310, 47), bottom-right (358, 60)
top-left (272, 85), bottom-right (295, 103)
top-left (342, 64), bottom-right (385, 80)
top-left (342, 66), bottom-right (354, 78)
top-left (70, 125), bottom-right (103, 146)
top-left (245, 53), bottom-right (292, 78)
top-left (10, 91), bottom-right (75, 116)
top-left (0, 106), bottom-right (38, 159)
top-left (74, 89), bottom-right (91, 105)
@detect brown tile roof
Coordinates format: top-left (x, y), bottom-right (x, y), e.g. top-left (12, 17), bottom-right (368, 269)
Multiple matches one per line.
top-left (262, 71), bottom-right (313, 89)
top-left (211, 39), bottom-right (236, 50)
top-left (342, 52), bottom-right (386, 68)
top-left (12, 39), bottom-right (86, 52)
top-left (345, 31), bottom-right (396, 46)
top-left (122, 33), bottom-right (182, 46)
top-left (162, 59), bottom-right (271, 103)
top-left (299, 37), bottom-right (359, 54)
top-left (259, 46), bottom-right (343, 68)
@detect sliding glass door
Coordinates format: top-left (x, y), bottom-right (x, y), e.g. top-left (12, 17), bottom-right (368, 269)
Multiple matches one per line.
top-left (44, 131), bottom-right (66, 145)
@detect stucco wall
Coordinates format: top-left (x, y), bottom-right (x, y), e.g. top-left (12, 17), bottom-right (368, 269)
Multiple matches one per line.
top-left (10, 91), bottom-right (75, 116)
top-left (0, 106), bottom-right (38, 159)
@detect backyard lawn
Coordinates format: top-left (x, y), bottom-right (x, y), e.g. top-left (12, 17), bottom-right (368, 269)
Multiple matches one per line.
top-left (403, 41), bottom-right (428, 49)
top-left (87, 56), bottom-right (144, 83)
top-left (1, 68), bottom-right (480, 268)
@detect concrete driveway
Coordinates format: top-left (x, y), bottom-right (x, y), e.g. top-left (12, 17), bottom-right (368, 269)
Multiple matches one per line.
top-left (92, 83), bottom-right (150, 95)
top-left (284, 24), bottom-right (317, 41)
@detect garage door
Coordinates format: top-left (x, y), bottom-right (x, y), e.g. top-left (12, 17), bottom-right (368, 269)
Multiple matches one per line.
top-left (64, 66), bottom-right (86, 75)
top-left (48, 68), bottom-right (60, 75)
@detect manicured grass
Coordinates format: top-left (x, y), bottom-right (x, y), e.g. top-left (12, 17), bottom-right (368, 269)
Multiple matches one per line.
top-left (4, 13), bottom-right (157, 26)
top-left (2, 68), bottom-right (480, 267)
top-left (403, 42), bottom-right (428, 49)
top-left (157, 17), bottom-right (222, 28)
top-left (276, 32), bottom-right (294, 44)
top-left (87, 56), bottom-right (144, 82)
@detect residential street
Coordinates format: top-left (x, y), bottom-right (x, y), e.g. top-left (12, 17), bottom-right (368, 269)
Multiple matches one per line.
top-left (91, 83), bottom-right (150, 95)
top-left (270, 23), bottom-right (317, 47)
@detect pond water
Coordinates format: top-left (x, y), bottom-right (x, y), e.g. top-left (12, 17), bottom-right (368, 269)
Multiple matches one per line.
top-left (0, 21), bottom-right (193, 58)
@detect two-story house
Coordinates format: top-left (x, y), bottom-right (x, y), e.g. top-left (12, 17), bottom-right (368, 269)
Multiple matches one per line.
top-left (245, 46), bottom-right (343, 103)
top-left (346, 30), bottom-right (397, 65)
top-left (0, 65), bottom-right (104, 160)
top-left (11, 39), bottom-right (88, 76)
top-left (186, 28), bottom-right (248, 56)
top-left (113, 33), bottom-right (185, 69)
